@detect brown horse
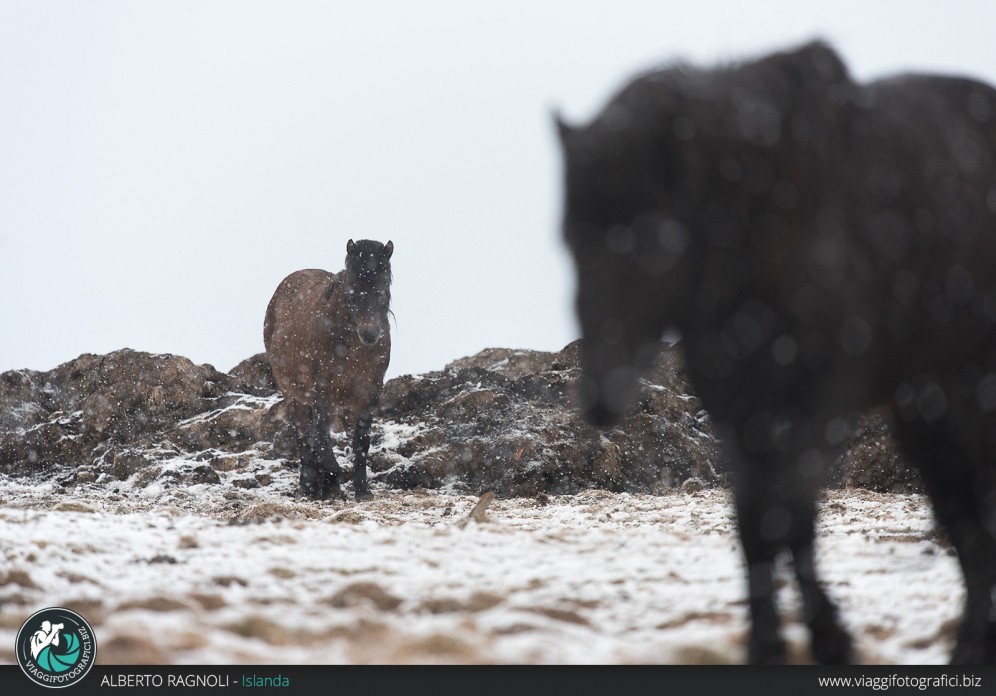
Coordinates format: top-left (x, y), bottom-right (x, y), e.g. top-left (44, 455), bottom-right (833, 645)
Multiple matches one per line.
top-left (264, 239), bottom-right (394, 501)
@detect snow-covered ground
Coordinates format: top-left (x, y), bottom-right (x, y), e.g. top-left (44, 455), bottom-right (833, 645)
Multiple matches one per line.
top-left (0, 469), bottom-right (960, 665)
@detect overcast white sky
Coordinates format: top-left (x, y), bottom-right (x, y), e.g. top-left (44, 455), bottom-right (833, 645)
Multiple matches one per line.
top-left (2, 1), bottom-right (995, 379)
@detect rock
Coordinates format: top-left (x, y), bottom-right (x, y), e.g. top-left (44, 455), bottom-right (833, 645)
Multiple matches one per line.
top-left (0, 417), bottom-right (85, 475)
top-left (173, 393), bottom-right (278, 453)
top-left (373, 340), bottom-right (724, 496)
top-left (106, 447), bottom-right (159, 480)
top-left (228, 354), bottom-right (278, 396)
top-left (0, 342), bottom-right (920, 496)
top-left (830, 413), bottom-right (922, 493)
top-left (0, 349), bottom-right (235, 475)
top-left (189, 464), bottom-right (222, 485)
top-left (144, 463), bottom-right (221, 488)
top-left (231, 476), bottom-right (262, 490)
top-left (61, 350), bottom-right (232, 443)
top-left (681, 477), bottom-right (707, 494)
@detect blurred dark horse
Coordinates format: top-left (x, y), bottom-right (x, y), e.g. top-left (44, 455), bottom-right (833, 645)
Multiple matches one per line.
top-left (264, 239), bottom-right (393, 501)
top-left (559, 41), bottom-right (996, 663)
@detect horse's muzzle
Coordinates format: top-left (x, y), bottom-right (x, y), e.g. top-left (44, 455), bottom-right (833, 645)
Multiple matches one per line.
top-left (357, 327), bottom-right (383, 345)
top-left (584, 399), bottom-right (620, 429)
top-left (578, 373), bottom-right (624, 429)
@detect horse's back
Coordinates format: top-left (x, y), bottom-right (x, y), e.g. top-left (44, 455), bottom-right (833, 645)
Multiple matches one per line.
top-left (860, 74), bottom-right (996, 170)
top-left (865, 73), bottom-right (996, 127)
top-left (852, 75), bottom-right (996, 375)
top-left (264, 268), bottom-right (339, 403)
top-left (264, 269), bottom-right (336, 349)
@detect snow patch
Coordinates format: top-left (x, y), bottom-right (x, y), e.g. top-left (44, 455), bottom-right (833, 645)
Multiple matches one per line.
top-left (0, 482), bottom-right (960, 665)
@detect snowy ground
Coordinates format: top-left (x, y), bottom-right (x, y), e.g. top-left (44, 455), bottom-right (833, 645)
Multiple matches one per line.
top-left (0, 470), bottom-right (960, 665)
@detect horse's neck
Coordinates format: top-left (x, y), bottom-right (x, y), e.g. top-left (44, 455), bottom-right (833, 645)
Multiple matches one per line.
top-left (319, 273), bottom-right (354, 338)
top-left (322, 271), bottom-right (345, 304)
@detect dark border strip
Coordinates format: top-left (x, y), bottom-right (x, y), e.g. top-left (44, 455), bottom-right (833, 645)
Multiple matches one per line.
top-left (1, 665), bottom-right (993, 696)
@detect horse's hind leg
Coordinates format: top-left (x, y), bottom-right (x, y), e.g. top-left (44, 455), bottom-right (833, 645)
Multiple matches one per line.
top-left (894, 420), bottom-right (996, 664)
top-left (351, 408), bottom-right (374, 502)
top-left (299, 402), bottom-right (342, 500)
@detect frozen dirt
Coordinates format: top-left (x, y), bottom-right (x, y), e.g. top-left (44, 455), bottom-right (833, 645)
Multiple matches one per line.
top-left (0, 470), bottom-right (960, 665)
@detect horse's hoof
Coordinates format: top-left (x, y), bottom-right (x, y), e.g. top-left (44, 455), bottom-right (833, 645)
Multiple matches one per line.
top-left (299, 478), bottom-right (343, 501)
top-left (300, 484), bottom-right (323, 500)
top-left (811, 627), bottom-right (853, 665)
top-left (950, 638), bottom-right (996, 665)
top-left (301, 488), bottom-right (342, 502)
top-left (748, 636), bottom-right (788, 665)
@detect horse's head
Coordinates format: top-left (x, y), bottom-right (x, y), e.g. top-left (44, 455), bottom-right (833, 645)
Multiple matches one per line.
top-left (558, 44), bottom-right (854, 428)
top-left (556, 81), bottom-right (709, 427)
top-left (343, 239), bottom-right (394, 346)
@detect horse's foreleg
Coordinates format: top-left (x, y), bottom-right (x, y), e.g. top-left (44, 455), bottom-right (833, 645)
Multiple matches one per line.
top-left (731, 456), bottom-right (787, 664)
top-left (300, 403), bottom-right (342, 500)
top-left (351, 408), bottom-right (374, 501)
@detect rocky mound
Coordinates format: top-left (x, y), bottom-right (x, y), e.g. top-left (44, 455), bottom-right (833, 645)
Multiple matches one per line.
top-left (0, 342), bottom-right (920, 497)
top-left (372, 341), bottom-right (721, 496)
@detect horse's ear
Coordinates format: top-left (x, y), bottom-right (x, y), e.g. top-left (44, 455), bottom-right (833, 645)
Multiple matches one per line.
top-left (553, 109), bottom-right (573, 144)
top-left (347, 239), bottom-right (356, 255)
top-left (765, 40), bottom-right (853, 111)
top-left (384, 240), bottom-right (394, 258)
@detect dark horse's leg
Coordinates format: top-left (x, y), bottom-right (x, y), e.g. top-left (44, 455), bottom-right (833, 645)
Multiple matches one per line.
top-left (894, 419), bottom-right (996, 664)
top-left (733, 446), bottom-right (851, 664)
top-left (351, 407), bottom-right (375, 501)
top-left (784, 478), bottom-right (852, 664)
top-left (732, 457), bottom-right (789, 664)
top-left (297, 402), bottom-right (342, 500)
